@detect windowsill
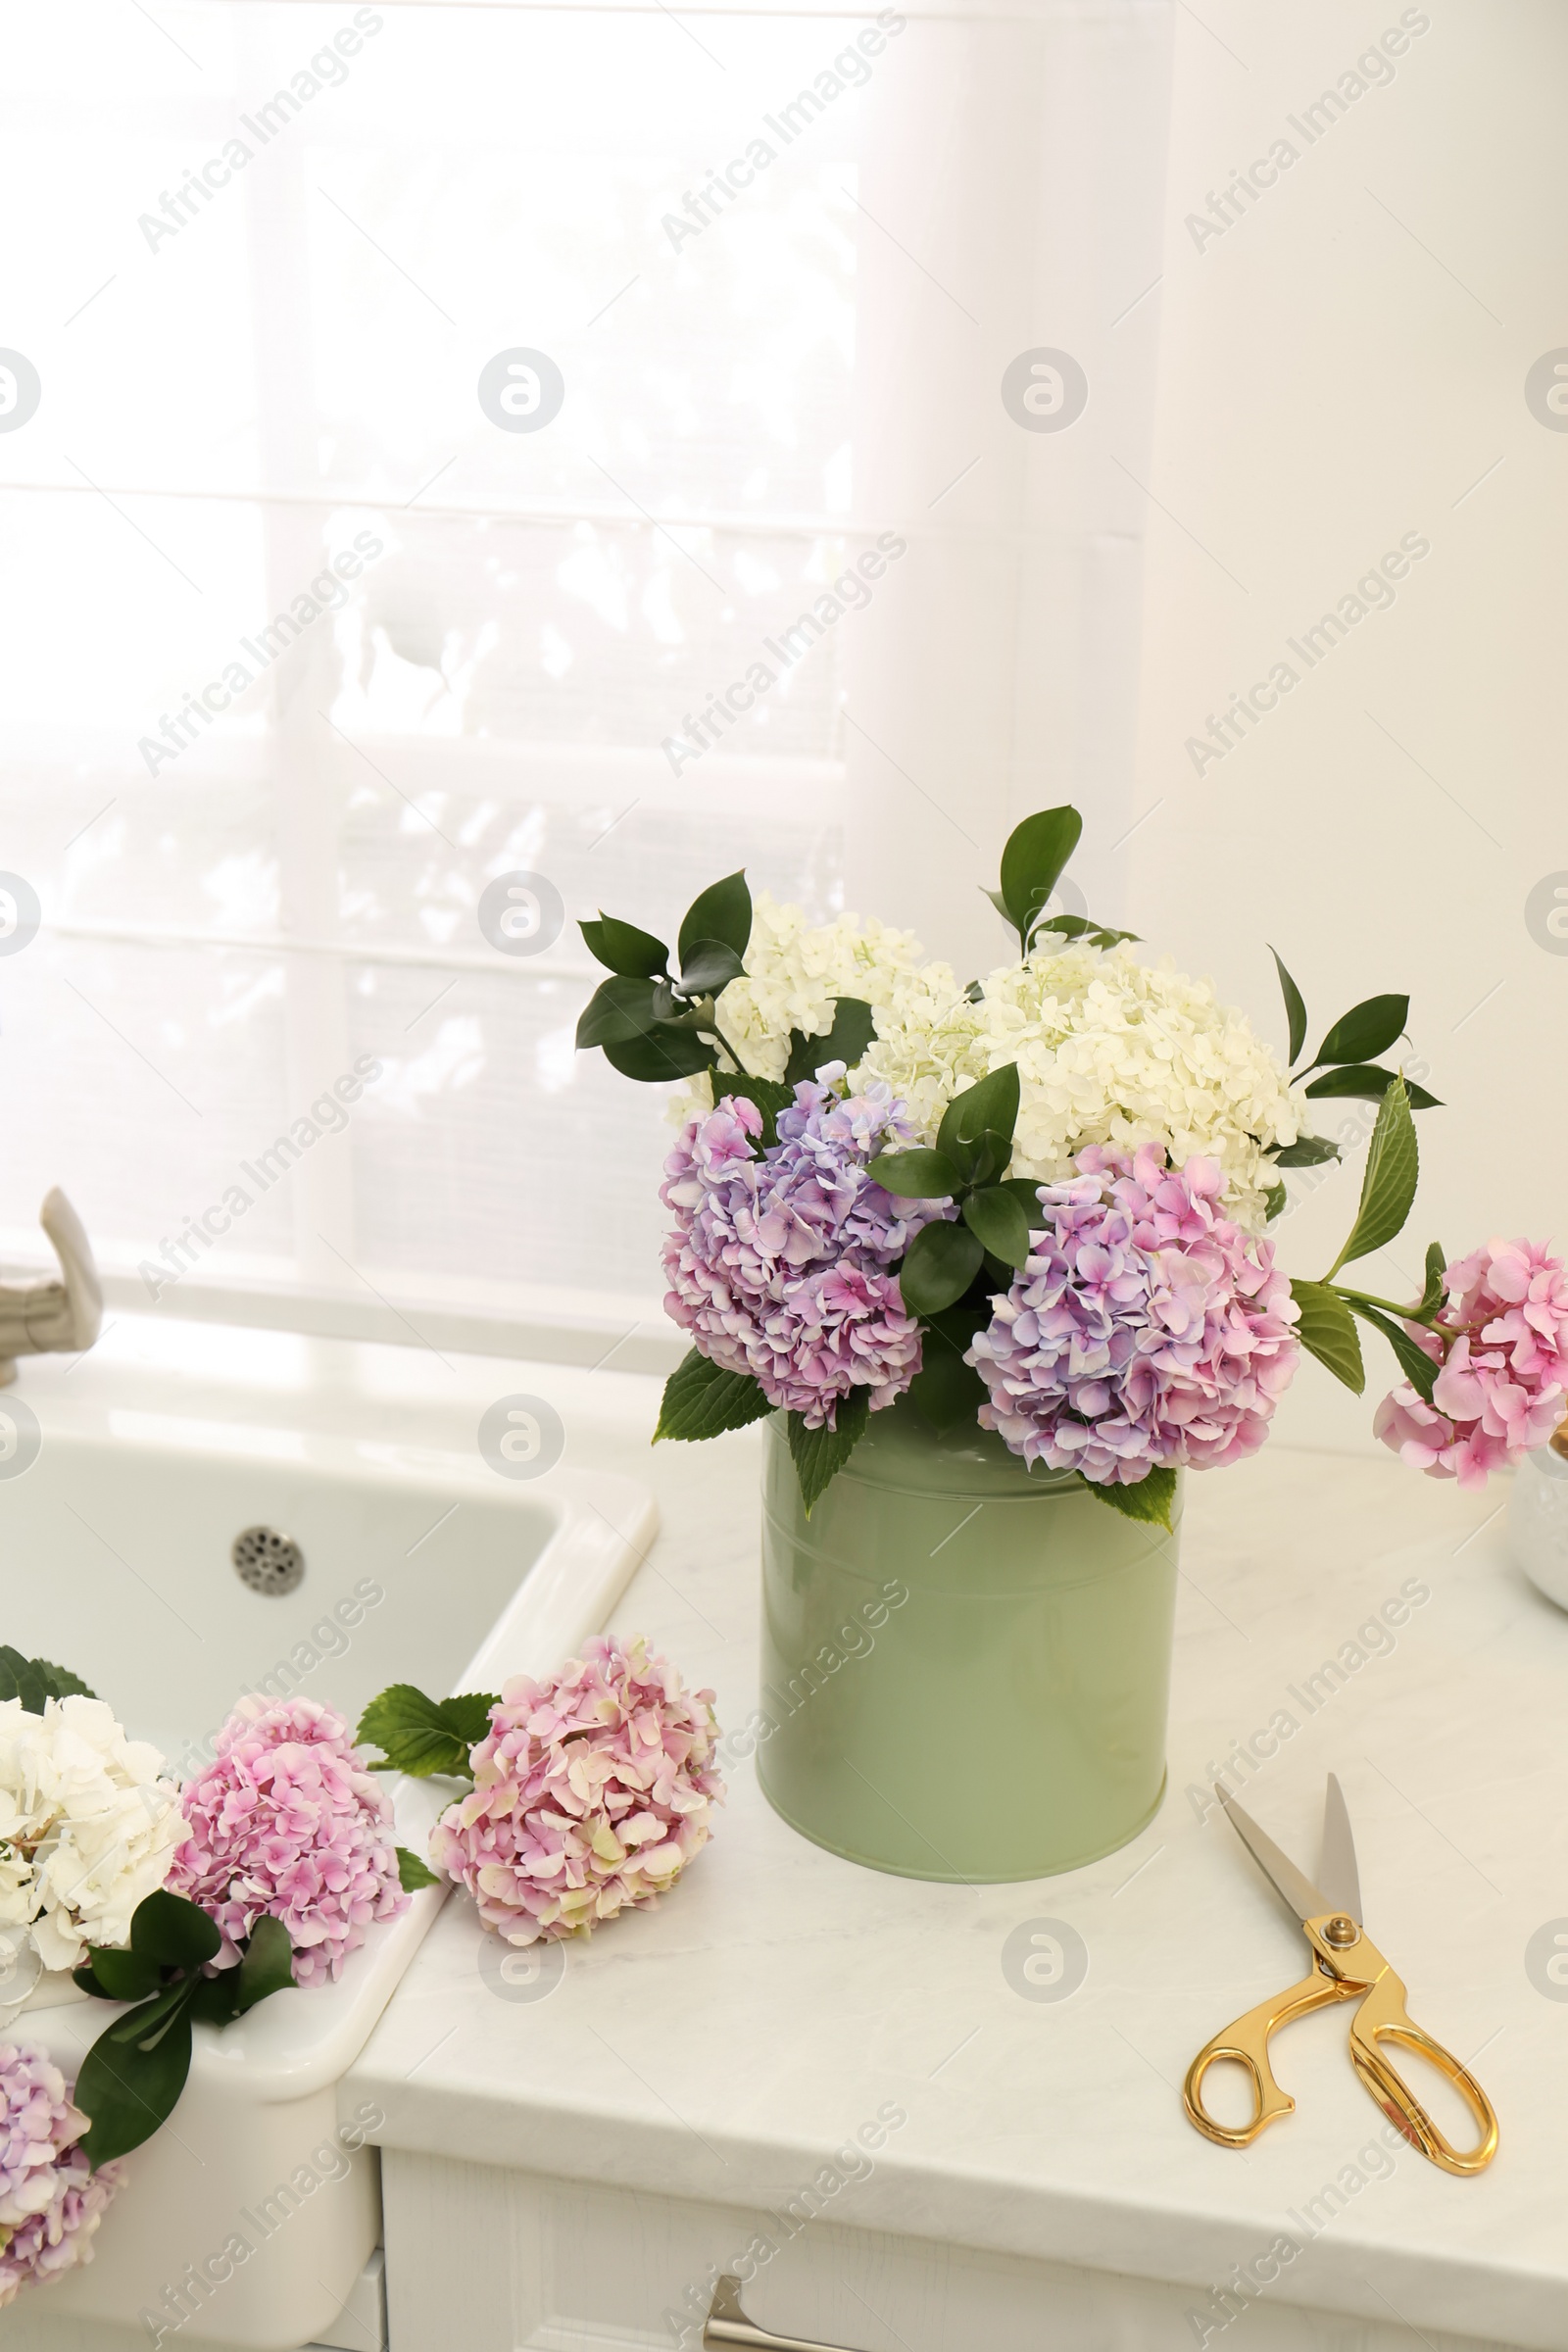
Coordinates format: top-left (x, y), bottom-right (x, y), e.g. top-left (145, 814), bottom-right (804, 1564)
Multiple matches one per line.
top-left (94, 1269), bottom-right (685, 1378)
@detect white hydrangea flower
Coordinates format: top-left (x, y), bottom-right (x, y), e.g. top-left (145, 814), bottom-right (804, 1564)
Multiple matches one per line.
top-left (859, 941), bottom-right (1303, 1230)
top-left (673, 893), bottom-right (930, 1120)
top-left (0, 1696), bottom-right (187, 1972)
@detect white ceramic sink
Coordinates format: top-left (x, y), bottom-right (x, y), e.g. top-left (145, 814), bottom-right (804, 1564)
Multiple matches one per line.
top-left (0, 1336), bottom-right (656, 2352)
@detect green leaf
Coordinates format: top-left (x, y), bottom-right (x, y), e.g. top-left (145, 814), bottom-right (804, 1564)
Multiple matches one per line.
top-left (1269, 947), bottom-right (1309, 1066)
top-left (981, 885), bottom-right (1012, 925)
top-left (33, 1657), bottom-right (96, 1701)
top-left (1313, 993), bottom-right (1409, 1069)
top-left (783, 996), bottom-right (877, 1083)
top-left (997, 1176), bottom-right (1045, 1214)
top-left (574, 974), bottom-right (663, 1050)
top-left (75, 1988), bottom-right (197, 2167)
top-left (786, 1391), bottom-right (870, 1514)
top-left (716, 1070), bottom-right (794, 1145)
top-left (961, 1187), bottom-right (1032, 1272)
top-left (578, 915), bottom-right (669, 979)
top-left (998, 807), bottom-right (1083, 944)
top-left (1328, 1075), bottom-right (1418, 1275)
top-left (601, 1025), bottom-right (717, 1083)
top-left (188, 1925), bottom-right (296, 2023)
top-left (897, 1220), bottom-right (985, 1315)
top-left (1035, 914), bottom-right (1141, 951)
top-left (678, 871), bottom-right (752, 968)
top-left (677, 938), bottom-right (747, 997)
top-left (1290, 1278), bottom-right (1366, 1395)
top-left (235, 1913), bottom-right (297, 2012)
top-left (441, 1692), bottom-right (500, 1746)
top-left (0, 1648), bottom-right (97, 1712)
top-left (903, 1317), bottom-right (987, 1439)
top-left (865, 1149), bottom-right (962, 1200)
top-left (1263, 1182), bottom-right (1286, 1222)
top-left (397, 1846), bottom-right (441, 1893)
top-left (1303, 1064), bottom-right (1443, 1109)
top-left (936, 1063), bottom-right (1021, 1184)
top-left (356, 1685), bottom-right (499, 1779)
top-left (1420, 1241), bottom-right (1447, 1318)
top-left (1080, 1466), bottom-right (1176, 1533)
top-left (188, 1972), bottom-right (244, 2027)
top-left (1344, 1299), bottom-right (1440, 1404)
top-left (79, 1945), bottom-right (163, 2003)
top-left (0, 1647), bottom-right (33, 1708)
top-left (655, 1348), bottom-right (773, 1443)
top-left (130, 1890), bottom-right (220, 1971)
top-left (1271, 1135), bottom-right (1340, 1168)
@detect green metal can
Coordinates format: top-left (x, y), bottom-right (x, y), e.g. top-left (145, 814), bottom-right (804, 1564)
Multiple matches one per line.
top-left (757, 1397), bottom-right (1179, 1882)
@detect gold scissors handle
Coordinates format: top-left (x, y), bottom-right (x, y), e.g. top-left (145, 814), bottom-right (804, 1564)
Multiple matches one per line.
top-left (1184, 1914), bottom-right (1499, 2175)
top-left (1183, 1961), bottom-right (1352, 2147)
top-left (1347, 1959), bottom-right (1498, 2177)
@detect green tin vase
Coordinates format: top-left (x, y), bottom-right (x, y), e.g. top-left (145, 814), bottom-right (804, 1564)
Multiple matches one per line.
top-left (757, 1396), bottom-right (1179, 1883)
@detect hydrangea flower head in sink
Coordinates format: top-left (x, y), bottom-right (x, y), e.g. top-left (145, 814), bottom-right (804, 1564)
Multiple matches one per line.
top-left (0, 1665), bottom-right (185, 1975)
top-left (577, 805), bottom-right (1565, 1519)
top-left (168, 1695), bottom-right (410, 1986)
top-left (0, 2040), bottom-right (124, 2307)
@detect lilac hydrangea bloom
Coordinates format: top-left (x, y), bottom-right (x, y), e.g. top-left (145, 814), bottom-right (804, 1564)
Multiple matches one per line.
top-left (0, 2041), bottom-right (123, 2307)
top-left (169, 1696), bottom-right (408, 1987)
top-left (966, 1143), bottom-right (1299, 1485)
top-left (661, 1076), bottom-right (939, 1429)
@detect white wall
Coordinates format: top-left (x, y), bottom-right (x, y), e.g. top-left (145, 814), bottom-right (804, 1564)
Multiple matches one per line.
top-left (1125, 0), bottom-right (1568, 1449)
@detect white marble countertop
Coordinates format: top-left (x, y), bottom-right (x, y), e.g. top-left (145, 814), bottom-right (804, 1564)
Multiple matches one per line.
top-left (348, 1371), bottom-right (1568, 2352)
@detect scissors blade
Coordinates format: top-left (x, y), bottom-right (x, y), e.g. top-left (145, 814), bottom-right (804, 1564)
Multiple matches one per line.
top-left (1216, 1787), bottom-right (1336, 1926)
top-left (1318, 1773), bottom-right (1363, 1925)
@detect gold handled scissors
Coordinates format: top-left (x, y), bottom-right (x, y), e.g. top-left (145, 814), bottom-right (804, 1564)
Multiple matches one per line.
top-left (1183, 1775), bottom-right (1498, 2177)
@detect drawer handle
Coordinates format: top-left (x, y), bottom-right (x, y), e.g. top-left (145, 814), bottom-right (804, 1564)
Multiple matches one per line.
top-left (704, 2274), bottom-right (865, 2352)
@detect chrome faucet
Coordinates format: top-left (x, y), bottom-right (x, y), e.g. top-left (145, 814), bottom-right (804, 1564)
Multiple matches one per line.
top-left (0, 1191), bottom-right (103, 1387)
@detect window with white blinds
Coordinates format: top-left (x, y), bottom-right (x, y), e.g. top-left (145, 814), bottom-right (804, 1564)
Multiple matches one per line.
top-left (0, 0), bottom-right (1171, 1362)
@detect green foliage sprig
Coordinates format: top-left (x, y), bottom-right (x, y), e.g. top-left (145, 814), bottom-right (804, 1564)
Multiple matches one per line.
top-left (1287, 1074), bottom-right (1449, 1405)
top-left (575, 868), bottom-right (874, 1145)
top-left (0, 1649), bottom-right (95, 1708)
top-left (1263, 949), bottom-right (1442, 1189)
top-left (73, 1892), bottom-right (294, 2166)
top-left (357, 1685), bottom-right (499, 1783)
top-left (981, 805), bottom-right (1139, 953)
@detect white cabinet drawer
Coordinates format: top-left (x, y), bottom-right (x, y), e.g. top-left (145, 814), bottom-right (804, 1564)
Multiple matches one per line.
top-left (382, 2154), bottom-right (1523, 2352)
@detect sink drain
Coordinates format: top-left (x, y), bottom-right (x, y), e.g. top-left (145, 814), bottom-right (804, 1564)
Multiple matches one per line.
top-left (231, 1525), bottom-right (305, 1595)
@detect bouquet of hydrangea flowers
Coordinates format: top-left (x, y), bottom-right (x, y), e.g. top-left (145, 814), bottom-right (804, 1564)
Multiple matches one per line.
top-left (578, 806), bottom-right (1568, 1519)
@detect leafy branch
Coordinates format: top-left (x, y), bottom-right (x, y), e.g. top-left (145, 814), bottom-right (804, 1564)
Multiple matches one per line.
top-left (575, 870), bottom-right (875, 1142)
top-left (73, 1891), bottom-right (295, 2166)
top-left (1264, 950), bottom-right (1443, 1185)
top-left (1288, 1077), bottom-right (1448, 1404)
top-left (357, 1685), bottom-right (499, 1781)
top-left (981, 805), bottom-right (1139, 954)
top-left (0, 1649), bottom-right (95, 1709)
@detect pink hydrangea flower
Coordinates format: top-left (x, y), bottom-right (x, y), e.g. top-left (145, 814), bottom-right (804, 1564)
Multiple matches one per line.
top-left (1375, 1237), bottom-right (1568, 1487)
top-left (661, 1078), bottom-right (938, 1428)
top-left (965, 1144), bottom-right (1300, 1485)
top-left (0, 2041), bottom-right (123, 2307)
top-left (168, 1697), bottom-right (408, 1987)
top-left (432, 1636), bottom-right (722, 1947)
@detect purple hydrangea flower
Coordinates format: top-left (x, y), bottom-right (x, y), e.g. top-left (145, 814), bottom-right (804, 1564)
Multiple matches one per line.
top-left (965, 1143), bottom-right (1299, 1485)
top-left (0, 2041), bottom-right (123, 2307)
top-left (661, 1078), bottom-right (938, 1428)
